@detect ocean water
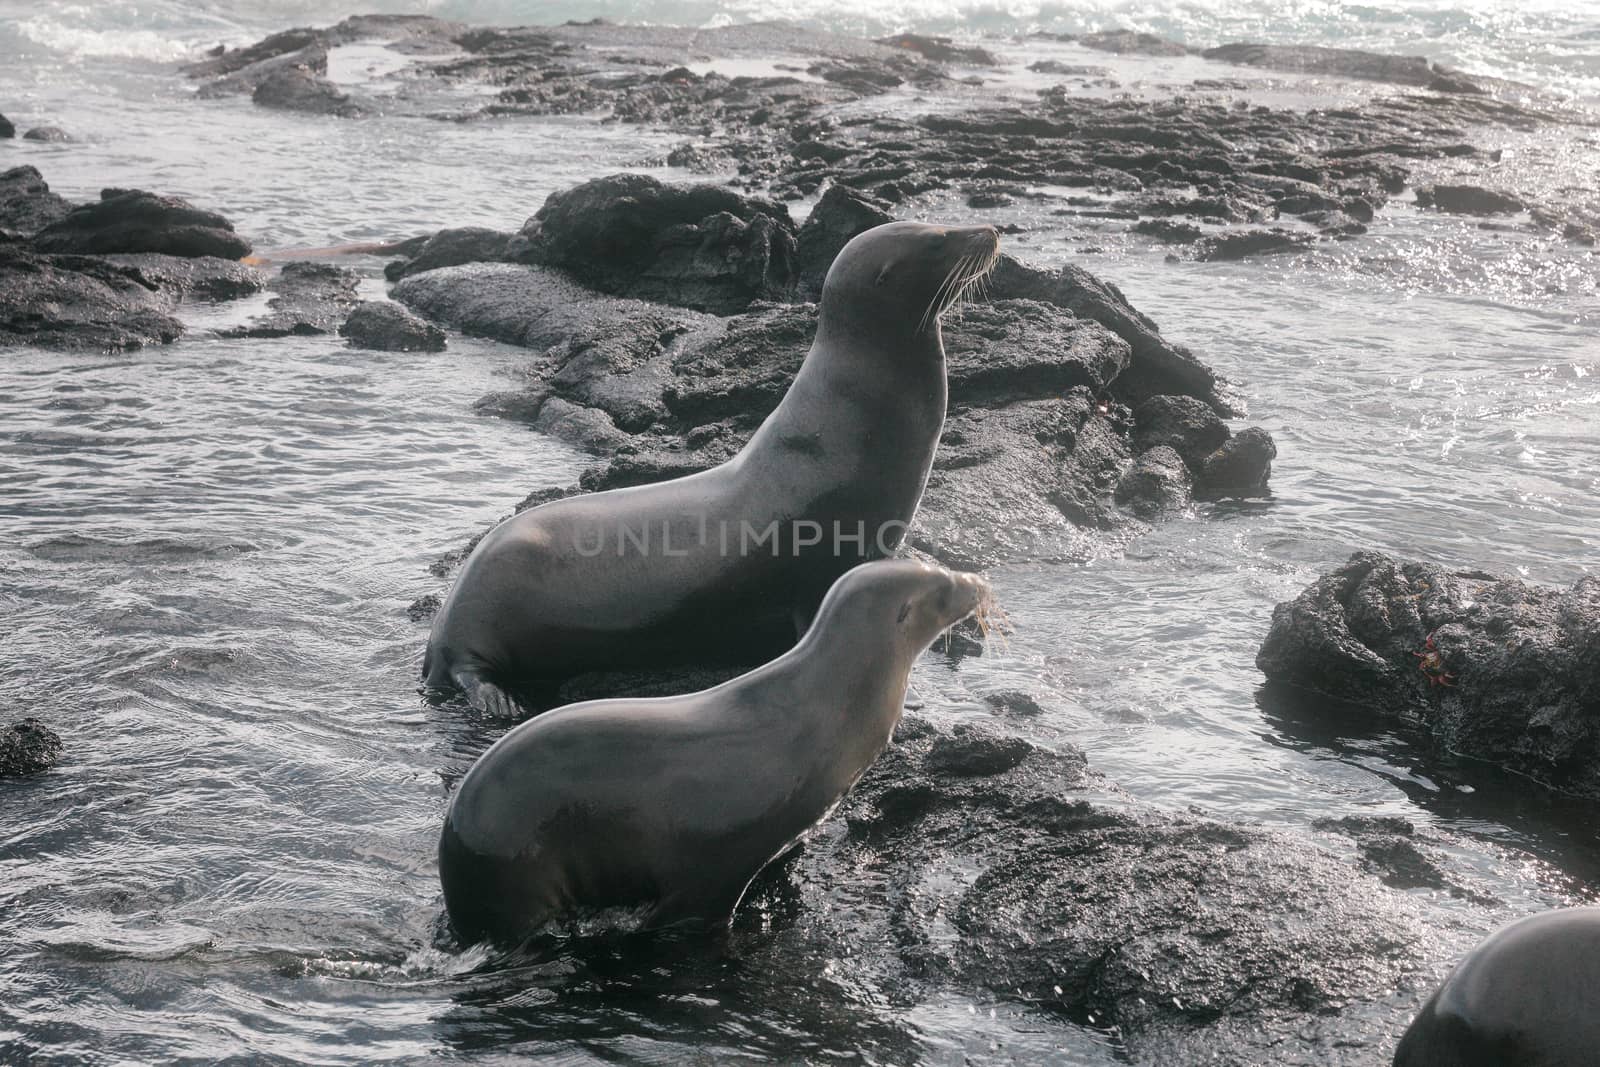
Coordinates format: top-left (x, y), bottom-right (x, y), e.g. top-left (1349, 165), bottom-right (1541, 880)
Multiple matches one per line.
top-left (1, 0), bottom-right (1597, 1063)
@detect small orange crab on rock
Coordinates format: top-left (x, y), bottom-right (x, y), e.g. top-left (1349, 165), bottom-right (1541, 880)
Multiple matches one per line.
top-left (1412, 631), bottom-right (1455, 688)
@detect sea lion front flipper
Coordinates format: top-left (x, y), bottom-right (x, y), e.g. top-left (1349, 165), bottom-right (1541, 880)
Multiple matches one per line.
top-left (456, 671), bottom-right (528, 720)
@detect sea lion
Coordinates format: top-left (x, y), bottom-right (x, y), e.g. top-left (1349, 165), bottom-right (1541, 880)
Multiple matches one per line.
top-left (438, 559), bottom-right (990, 943)
top-left (1394, 906), bottom-right (1600, 1066)
top-left (423, 221), bottom-right (999, 711)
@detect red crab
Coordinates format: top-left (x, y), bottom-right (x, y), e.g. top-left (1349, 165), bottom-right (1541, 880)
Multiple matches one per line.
top-left (1413, 631), bottom-right (1455, 688)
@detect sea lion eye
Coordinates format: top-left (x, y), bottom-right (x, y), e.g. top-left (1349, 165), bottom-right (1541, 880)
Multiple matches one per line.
top-left (896, 601), bottom-right (912, 623)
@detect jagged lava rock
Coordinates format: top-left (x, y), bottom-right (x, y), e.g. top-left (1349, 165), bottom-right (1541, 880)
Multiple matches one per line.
top-left (1414, 184), bottom-right (1524, 215)
top-left (252, 65), bottom-right (370, 118)
top-left (0, 246), bottom-right (184, 350)
top-left (1115, 445), bottom-right (1193, 516)
top-left (0, 165), bottom-right (72, 234)
top-left (508, 173), bottom-right (798, 314)
top-left (219, 261), bottom-right (359, 338)
top-left (1196, 425), bottom-right (1276, 497)
top-left (32, 188), bottom-right (250, 259)
top-left (102, 253), bottom-right (264, 301)
top-left (340, 300), bottom-right (446, 351)
top-left (383, 226), bottom-right (514, 281)
top-left (1133, 394), bottom-right (1230, 468)
top-left (1259, 551), bottom-right (1600, 798)
top-left (0, 719), bottom-right (63, 777)
top-left (793, 184), bottom-right (893, 295)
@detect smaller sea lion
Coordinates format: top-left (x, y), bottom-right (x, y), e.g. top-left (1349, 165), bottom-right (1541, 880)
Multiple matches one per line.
top-left (438, 559), bottom-right (990, 944)
top-left (1394, 906), bottom-right (1600, 1066)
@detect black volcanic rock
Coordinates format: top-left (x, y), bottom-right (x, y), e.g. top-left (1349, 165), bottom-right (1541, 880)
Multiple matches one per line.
top-left (876, 33), bottom-right (998, 66)
top-left (0, 166), bottom-right (72, 234)
top-left (101, 253), bottom-right (264, 301)
top-left (1196, 425), bottom-right (1276, 497)
top-left (1259, 552), bottom-right (1600, 799)
top-left (22, 126), bottom-right (71, 143)
top-left (988, 253), bottom-right (1233, 414)
top-left (0, 719), bottom-right (63, 777)
top-left (508, 173), bottom-right (798, 314)
top-left (339, 300), bottom-right (446, 351)
top-left (794, 184), bottom-right (893, 296)
top-left (1196, 228), bottom-right (1316, 261)
top-left (383, 227), bottom-right (515, 281)
top-left (1079, 29), bottom-right (1189, 56)
top-left (0, 246), bottom-right (184, 350)
top-left (252, 66), bottom-right (370, 117)
top-left (0, 112), bottom-right (13, 138)
top-left (32, 188), bottom-right (250, 259)
top-left (1414, 184), bottom-right (1524, 215)
top-left (219, 261), bottom-right (359, 338)
top-left (1133, 394), bottom-right (1230, 468)
top-left (1116, 445), bottom-right (1193, 516)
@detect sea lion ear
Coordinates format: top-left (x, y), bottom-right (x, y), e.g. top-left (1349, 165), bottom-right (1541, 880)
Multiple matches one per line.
top-left (875, 264), bottom-right (893, 287)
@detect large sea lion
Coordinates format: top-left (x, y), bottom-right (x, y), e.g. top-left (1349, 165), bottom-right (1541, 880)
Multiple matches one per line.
top-left (423, 221), bottom-right (999, 711)
top-left (1394, 906), bottom-right (1600, 1066)
top-left (438, 559), bottom-right (990, 943)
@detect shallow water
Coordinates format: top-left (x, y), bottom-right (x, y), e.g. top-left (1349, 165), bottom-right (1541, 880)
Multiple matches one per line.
top-left (3, 1), bottom-right (1599, 1063)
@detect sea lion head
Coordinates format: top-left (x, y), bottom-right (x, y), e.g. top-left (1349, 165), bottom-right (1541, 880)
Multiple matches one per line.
top-left (819, 221), bottom-right (1000, 342)
top-left (819, 559), bottom-right (991, 654)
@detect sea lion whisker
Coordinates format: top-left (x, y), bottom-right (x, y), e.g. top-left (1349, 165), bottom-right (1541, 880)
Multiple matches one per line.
top-left (919, 254), bottom-right (971, 334)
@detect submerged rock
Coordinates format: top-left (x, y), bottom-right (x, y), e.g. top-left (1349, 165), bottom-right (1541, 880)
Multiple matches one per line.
top-left (0, 165), bottom-right (72, 234)
top-left (1414, 184), bottom-right (1524, 215)
top-left (1196, 425), bottom-right (1277, 497)
top-left (252, 66), bottom-right (370, 118)
top-left (32, 188), bottom-right (251, 259)
top-left (876, 33), bottom-right (998, 66)
top-left (219, 261), bottom-right (359, 338)
top-left (1204, 43), bottom-right (1440, 87)
top-left (22, 126), bottom-right (71, 143)
top-left (1078, 29), bottom-right (1190, 56)
top-left (1195, 228), bottom-right (1316, 261)
top-left (1258, 551), bottom-right (1600, 799)
top-left (339, 300), bottom-right (446, 352)
top-left (0, 718), bottom-right (63, 777)
top-left (508, 173), bottom-right (798, 314)
top-left (0, 246), bottom-right (184, 351)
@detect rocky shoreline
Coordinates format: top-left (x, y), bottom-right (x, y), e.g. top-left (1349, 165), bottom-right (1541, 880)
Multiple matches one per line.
top-left (3, 11), bottom-right (1597, 1063)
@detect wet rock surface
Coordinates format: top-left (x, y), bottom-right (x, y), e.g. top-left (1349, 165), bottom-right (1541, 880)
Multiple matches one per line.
top-left (220, 261), bottom-right (360, 338)
top-left (340, 300), bottom-right (447, 351)
top-left (396, 173), bottom-right (1278, 567)
top-left (101, 253), bottom-right (264, 302)
top-left (508, 173), bottom-right (797, 314)
top-left (0, 165), bottom-right (73, 234)
top-left (0, 112), bottom-right (13, 138)
top-left (1259, 551), bottom-right (1600, 799)
top-left (192, 15), bottom-right (1597, 254)
top-left (0, 718), bottom-right (63, 777)
top-left (726, 714), bottom-right (1493, 1066)
top-left (253, 66), bottom-right (372, 118)
top-left (1415, 183), bottom-right (1525, 214)
top-left (22, 126), bottom-right (72, 143)
top-left (32, 188), bottom-right (251, 260)
top-left (384, 227), bottom-right (514, 281)
top-left (0, 245), bottom-right (185, 351)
